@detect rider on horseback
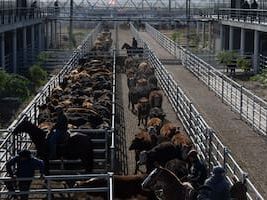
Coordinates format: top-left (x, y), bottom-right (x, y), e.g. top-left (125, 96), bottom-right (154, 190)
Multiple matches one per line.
top-left (48, 106), bottom-right (69, 159)
top-left (132, 37), bottom-right (138, 49)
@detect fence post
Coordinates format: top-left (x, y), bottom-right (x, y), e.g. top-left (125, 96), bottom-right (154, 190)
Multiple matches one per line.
top-left (47, 178), bottom-right (51, 200)
top-left (221, 77), bottom-right (224, 103)
top-left (240, 86), bottom-right (243, 119)
top-left (34, 102), bottom-right (37, 125)
top-left (223, 146), bottom-right (228, 170)
top-left (207, 129), bottom-right (213, 174)
top-left (108, 172), bottom-right (114, 200)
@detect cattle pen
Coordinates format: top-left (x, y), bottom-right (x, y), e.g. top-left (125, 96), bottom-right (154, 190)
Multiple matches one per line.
top-left (0, 15), bottom-right (265, 200)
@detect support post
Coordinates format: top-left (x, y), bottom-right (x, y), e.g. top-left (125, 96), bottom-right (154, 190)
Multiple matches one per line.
top-left (23, 27), bottom-right (27, 66)
top-left (38, 23), bottom-right (42, 51)
top-left (54, 20), bottom-right (57, 48)
top-left (46, 21), bottom-right (49, 49)
top-left (1, 33), bottom-right (5, 69)
top-left (208, 21), bottom-right (212, 50)
top-left (253, 30), bottom-right (259, 73)
top-left (31, 25), bottom-right (35, 62)
top-left (229, 26), bottom-right (234, 51)
top-left (69, 0), bottom-right (73, 48)
top-left (50, 20), bottom-right (54, 48)
top-left (12, 30), bottom-right (17, 73)
top-left (202, 22), bottom-right (205, 48)
top-left (240, 28), bottom-right (245, 56)
top-left (220, 24), bottom-right (224, 50)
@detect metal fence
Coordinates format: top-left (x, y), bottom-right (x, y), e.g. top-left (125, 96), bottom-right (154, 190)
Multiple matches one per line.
top-left (0, 22), bottom-right (102, 175)
top-left (146, 22), bottom-right (267, 137)
top-left (130, 23), bottom-right (264, 200)
top-left (0, 173), bottom-right (114, 200)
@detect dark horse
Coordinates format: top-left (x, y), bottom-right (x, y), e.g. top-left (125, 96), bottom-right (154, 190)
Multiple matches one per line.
top-left (121, 43), bottom-right (144, 57)
top-left (13, 119), bottom-right (94, 174)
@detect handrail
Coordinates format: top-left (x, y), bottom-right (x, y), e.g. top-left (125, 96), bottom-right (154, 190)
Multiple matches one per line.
top-left (0, 173), bottom-right (114, 200)
top-left (131, 23), bottom-right (264, 200)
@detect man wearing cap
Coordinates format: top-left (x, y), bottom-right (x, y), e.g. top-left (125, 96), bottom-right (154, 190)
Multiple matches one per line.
top-left (132, 37), bottom-right (138, 49)
top-left (6, 149), bottom-right (44, 200)
top-left (48, 106), bottom-right (68, 159)
top-left (186, 149), bottom-right (208, 189)
top-left (204, 166), bottom-right (231, 200)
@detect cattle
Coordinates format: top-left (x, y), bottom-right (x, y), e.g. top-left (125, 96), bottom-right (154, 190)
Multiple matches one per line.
top-left (149, 89), bottom-right (163, 108)
top-left (137, 97), bottom-right (150, 126)
top-left (73, 174), bottom-right (157, 200)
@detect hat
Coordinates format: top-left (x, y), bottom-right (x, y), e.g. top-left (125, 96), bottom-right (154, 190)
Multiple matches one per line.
top-left (186, 149), bottom-right (198, 159)
top-left (18, 149), bottom-right (32, 158)
top-left (212, 166), bottom-right (225, 175)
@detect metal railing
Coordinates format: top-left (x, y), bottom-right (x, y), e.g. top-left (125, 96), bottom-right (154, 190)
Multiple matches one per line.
top-left (0, 173), bottom-right (113, 200)
top-left (0, 23), bottom-right (102, 176)
top-left (200, 8), bottom-right (267, 25)
top-left (0, 7), bottom-right (49, 25)
top-left (130, 23), bottom-right (264, 200)
top-left (146, 22), bottom-right (267, 137)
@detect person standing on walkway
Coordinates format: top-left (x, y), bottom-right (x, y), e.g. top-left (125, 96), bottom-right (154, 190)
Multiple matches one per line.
top-left (6, 149), bottom-right (44, 200)
top-left (204, 166), bottom-right (231, 200)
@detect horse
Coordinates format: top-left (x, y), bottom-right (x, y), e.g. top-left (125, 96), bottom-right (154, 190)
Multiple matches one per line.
top-left (121, 42), bottom-right (144, 57)
top-left (142, 167), bottom-right (196, 200)
top-left (73, 174), bottom-right (157, 200)
top-left (12, 119), bottom-right (94, 174)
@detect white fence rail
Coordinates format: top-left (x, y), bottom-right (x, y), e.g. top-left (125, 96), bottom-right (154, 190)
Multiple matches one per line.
top-left (130, 23), bottom-right (264, 200)
top-left (145, 22), bottom-right (267, 137)
top-left (0, 173), bottom-right (113, 200)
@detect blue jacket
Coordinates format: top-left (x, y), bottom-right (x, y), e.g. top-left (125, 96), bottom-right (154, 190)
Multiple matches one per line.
top-left (6, 156), bottom-right (44, 178)
top-left (204, 175), bottom-right (231, 200)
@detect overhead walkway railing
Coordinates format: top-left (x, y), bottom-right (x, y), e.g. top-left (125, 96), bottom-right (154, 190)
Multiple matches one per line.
top-left (145, 22), bottom-right (267, 137)
top-left (200, 8), bottom-right (267, 25)
top-left (0, 7), bottom-right (50, 25)
top-left (0, 23), bottom-right (102, 176)
top-left (130, 23), bottom-right (264, 200)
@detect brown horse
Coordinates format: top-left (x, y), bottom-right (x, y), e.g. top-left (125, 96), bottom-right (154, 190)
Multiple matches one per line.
top-left (13, 119), bottom-right (94, 174)
top-left (74, 174), bottom-right (157, 200)
top-left (142, 167), bottom-right (196, 200)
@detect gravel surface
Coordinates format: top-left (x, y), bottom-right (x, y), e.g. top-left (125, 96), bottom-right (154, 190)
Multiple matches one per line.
top-left (139, 30), bottom-right (267, 198)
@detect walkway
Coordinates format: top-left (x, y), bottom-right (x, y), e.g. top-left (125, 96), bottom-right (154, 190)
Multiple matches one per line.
top-left (139, 31), bottom-right (267, 198)
top-left (116, 26), bottom-right (183, 174)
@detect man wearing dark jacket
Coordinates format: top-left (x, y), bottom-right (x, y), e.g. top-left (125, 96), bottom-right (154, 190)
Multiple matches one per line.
top-left (132, 37), bottom-right (138, 49)
top-left (186, 150), bottom-right (208, 189)
top-left (48, 106), bottom-right (68, 159)
top-left (6, 149), bottom-right (44, 200)
top-left (204, 166), bottom-right (231, 200)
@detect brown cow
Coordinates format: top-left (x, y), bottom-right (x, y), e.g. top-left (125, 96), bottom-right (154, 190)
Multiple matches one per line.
top-left (149, 90), bottom-right (163, 108)
top-left (137, 97), bottom-right (150, 126)
top-left (73, 174), bottom-right (157, 200)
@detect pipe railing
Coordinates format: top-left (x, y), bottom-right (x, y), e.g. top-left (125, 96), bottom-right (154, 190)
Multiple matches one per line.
top-left (0, 173), bottom-right (114, 200)
top-left (130, 23), bottom-right (264, 200)
top-left (0, 23), bottom-right (102, 176)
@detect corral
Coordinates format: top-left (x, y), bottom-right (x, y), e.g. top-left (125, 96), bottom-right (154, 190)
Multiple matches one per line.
top-left (0, 1), bottom-right (267, 200)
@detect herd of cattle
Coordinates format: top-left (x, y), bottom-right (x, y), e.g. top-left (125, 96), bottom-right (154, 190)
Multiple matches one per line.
top-left (38, 33), bottom-right (113, 132)
top-left (11, 30), bottom-right (247, 200)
